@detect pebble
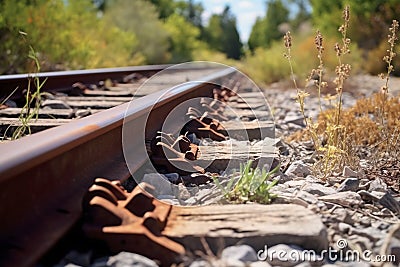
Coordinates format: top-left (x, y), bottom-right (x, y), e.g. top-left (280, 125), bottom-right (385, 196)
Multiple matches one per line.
top-left (91, 252), bottom-right (158, 267)
top-left (319, 191), bottom-right (363, 207)
top-left (142, 173), bottom-right (174, 195)
top-left (368, 178), bottom-right (388, 192)
top-left (221, 245), bottom-right (258, 262)
top-left (249, 261), bottom-right (272, 267)
top-left (164, 173), bottom-right (180, 183)
top-left (378, 191), bottom-right (400, 214)
top-left (342, 166), bottom-right (360, 178)
top-left (285, 160), bottom-right (312, 177)
top-left (189, 260), bottom-right (213, 267)
top-left (263, 244), bottom-right (306, 267)
top-left (301, 182), bottom-right (337, 196)
top-left (357, 190), bottom-right (380, 203)
top-left (295, 191), bottom-right (319, 205)
top-left (41, 99), bottom-right (72, 109)
top-left (337, 177), bottom-right (359, 192)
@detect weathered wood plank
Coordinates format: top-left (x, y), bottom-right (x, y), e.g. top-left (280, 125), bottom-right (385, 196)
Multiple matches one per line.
top-left (221, 120), bottom-right (274, 140)
top-left (196, 138), bottom-right (278, 171)
top-left (164, 204), bottom-right (328, 254)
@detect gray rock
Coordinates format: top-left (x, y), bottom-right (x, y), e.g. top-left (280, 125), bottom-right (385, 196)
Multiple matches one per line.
top-left (329, 208), bottom-right (353, 224)
top-left (319, 192), bottom-right (363, 207)
top-left (142, 173), bottom-right (174, 195)
top-left (285, 180), bottom-right (306, 188)
top-left (302, 183), bottom-right (337, 196)
top-left (3, 99), bottom-right (17, 108)
top-left (219, 258), bottom-right (246, 267)
top-left (164, 173), bottom-right (180, 183)
top-left (358, 179), bottom-right (370, 191)
top-left (249, 261), bottom-right (272, 267)
top-left (333, 261), bottom-right (371, 267)
top-left (59, 250), bottom-right (91, 267)
top-left (41, 99), bottom-right (72, 109)
top-left (304, 175), bottom-right (319, 182)
top-left (221, 245), bottom-right (258, 262)
top-left (369, 178), bottom-right (388, 192)
top-left (92, 252), bottom-right (158, 267)
top-left (276, 173), bottom-right (293, 184)
top-left (337, 178), bottom-right (359, 192)
top-left (189, 260), bottom-right (212, 267)
top-left (357, 190), bottom-right (380, 203)
top-left (326, 176), bottom-right (343, 186)
top-left (285, 161), bottom-right (312, 178)
top-left (273, 195), bottom-right (309, 207)
top-left (378, 191), bottom-right (400, 214)
top-left (295, 191), bottom-right (319, 205)
top-left (264, 244), bottom-right (305, 267)
top-left (294, 262), bottom-right (312, 267)
top-left (342, 166), bottom-right (359, 178)
top-left (75, 109), bottom-right (91, 118)
top-left (285, 114), bottom-right (306, 126)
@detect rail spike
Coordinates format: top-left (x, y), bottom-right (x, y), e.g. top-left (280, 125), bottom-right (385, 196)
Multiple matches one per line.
top-left (82, 179), bottom-right (185, 266)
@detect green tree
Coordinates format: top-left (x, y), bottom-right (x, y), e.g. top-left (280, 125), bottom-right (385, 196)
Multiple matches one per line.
top-left (0, 0), bottom-right (144, 74)
top-left (248, 17), bottom-right (267, 52)
top-left (248, 0), bottom-right (289, 52)
top-left (164, 13), bottom-right (204, 62)
top-left (288, 0), bottom-right (311, 30)
top-left (146, 0), bottom-right (177, 19)
top-left (103, 0), bottom-right (169, 63)
top-left (204, 5), bottom-right (243, 59)
top-left (310, 0), bottom-right (400, 49)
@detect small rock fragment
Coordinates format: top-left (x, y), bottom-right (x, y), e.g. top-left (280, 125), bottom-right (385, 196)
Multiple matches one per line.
top-left (264, 244), bottom-right (306, 267)
top-left (337, 178), bottom-right (359, 192)
top-left (93, 252), bottom-right (158, 267)
top-left (318, 191), bottom-right (363, 207)
top-left (221, 245), bottom-right (258, 262)
top-left (302, 183), bottom-right (337, 196)
top-left (164, 173), bottom-right (180, 183)
top-left (249, 261), bottom-right (272, 267)
top-left (42, 99), bottom-right (72, 109)
top-left (342, 166), bottom-right (359, 178)
top-left (189, 260), bottom-right (212, 267)
top-left (379, 192), bottom-right (400, 214)
top-left (285, 160), bottom-right (311, 178)
top-left (142, 173), bottom-right (174, 195)
top-left (357, 190), bottom-right (380, 203)
top-left (368, 178), bottom-right (388, 192)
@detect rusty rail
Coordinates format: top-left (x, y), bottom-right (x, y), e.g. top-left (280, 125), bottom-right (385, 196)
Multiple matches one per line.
top-left (0, 65), bottom-right (170, 100)
top-left (0, 66), bottom-right (236, 266)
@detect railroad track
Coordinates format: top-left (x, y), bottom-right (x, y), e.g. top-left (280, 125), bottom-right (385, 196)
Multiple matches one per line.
top-left (0, 63), bottom-right (276, 266)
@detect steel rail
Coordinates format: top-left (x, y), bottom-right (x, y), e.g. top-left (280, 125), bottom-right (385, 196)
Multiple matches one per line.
top-left (0, 65), bottom-right (170, 99)
top-left (0, 66), bottom-right (236, 266)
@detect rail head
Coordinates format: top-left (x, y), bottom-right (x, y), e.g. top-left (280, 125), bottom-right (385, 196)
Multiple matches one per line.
top-left (0, 65), bottom-right (237, 266)
top-left (0, 66), bottom-right (236, 182)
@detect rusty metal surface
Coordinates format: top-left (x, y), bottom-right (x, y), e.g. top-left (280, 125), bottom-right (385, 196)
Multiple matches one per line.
top-left (83, 179), bottom-right (185, 266)
top-left (0, 66), bottom-right (236, 266)
top-left (0, 65), bottom-right (170, 99)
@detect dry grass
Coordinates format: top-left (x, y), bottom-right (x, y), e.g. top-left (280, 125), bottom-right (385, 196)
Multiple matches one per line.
top-left (284, 7), bottom-right (400, 181)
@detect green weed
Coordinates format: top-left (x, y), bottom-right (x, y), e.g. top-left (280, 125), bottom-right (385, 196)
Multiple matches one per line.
top-left (4, 32), bottom-right (47, 140)
top-left (213, 160), bottom-right (279, 204)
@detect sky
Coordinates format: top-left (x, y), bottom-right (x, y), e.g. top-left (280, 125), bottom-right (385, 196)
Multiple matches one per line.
top-left (199, 0), bottom-right (267, 43)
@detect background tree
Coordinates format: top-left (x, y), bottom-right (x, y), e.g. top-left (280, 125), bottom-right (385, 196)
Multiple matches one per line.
top-left (204, 5), bottom-right (243, 59)
top-left (103, 0), bottom-right (170, 64)
top-left (164, 13), bottom-right (204, 62)
top-left (310, 0), bottom-right (400, 49)
top-left (248, 0), bottom-right (289, 52)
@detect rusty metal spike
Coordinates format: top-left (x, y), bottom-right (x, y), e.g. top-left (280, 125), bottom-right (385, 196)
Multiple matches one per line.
top-left (82, 181), bottom-right (185, 266)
